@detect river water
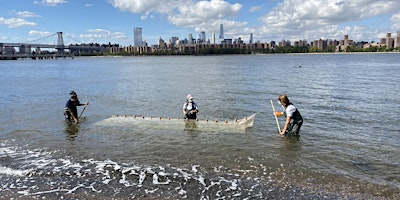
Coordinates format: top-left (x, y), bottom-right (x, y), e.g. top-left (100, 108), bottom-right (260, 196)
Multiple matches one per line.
top-left (0, 54), bottom-right (399, 199)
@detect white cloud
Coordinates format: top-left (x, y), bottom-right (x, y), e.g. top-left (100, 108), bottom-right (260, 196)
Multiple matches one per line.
top-left (257, 0), bottom-right (400, 42)
top-left (110, 0), bottom-right (243, 39)
top-left (78, 29), bottom-right (128, 44)
top-left (391, 12), bottom-right (400, 31)
top-left (34, 0), bottom-right (67, 6)
top-left (248, 6), bottom-right (262, 13)
top-left (14, 11), bottom-right (41, 18)
top-left (168, 0), bottom-right (241, 27)
top-left (0, 17), bottom-right (36, 28)
top-left (29, 30), bottom-right (53, 37)
top-left (109, 0), bottom-right (180, 15)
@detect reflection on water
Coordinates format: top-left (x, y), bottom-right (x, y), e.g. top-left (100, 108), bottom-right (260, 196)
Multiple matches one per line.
top-left (64, 122), bottom-right (79, 139)
top-left (184, 120), bottom-right (198, 133)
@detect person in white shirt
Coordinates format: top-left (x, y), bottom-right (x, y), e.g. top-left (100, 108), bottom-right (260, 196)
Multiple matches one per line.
top-left (182, 94), bottom-right (199, 119)
top-left (274, 94), bottom-right (303, 136)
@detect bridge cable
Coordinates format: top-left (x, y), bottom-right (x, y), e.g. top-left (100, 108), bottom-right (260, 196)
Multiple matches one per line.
top-left (22, 33), bottom-right (58, 44)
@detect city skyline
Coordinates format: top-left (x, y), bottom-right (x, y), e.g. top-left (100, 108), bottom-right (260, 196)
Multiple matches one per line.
top-left (1, 0), bottom-right (400, 46)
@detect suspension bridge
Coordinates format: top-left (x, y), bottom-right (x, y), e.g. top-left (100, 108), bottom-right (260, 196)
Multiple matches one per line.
top-left (0, 32), bottom-right (73, 60)
top-left (0, 32), bottom-right (115, 60)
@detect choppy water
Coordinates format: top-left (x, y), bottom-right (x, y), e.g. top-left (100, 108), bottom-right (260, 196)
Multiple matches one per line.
top-left (1, 54), bottom-right (399, 199)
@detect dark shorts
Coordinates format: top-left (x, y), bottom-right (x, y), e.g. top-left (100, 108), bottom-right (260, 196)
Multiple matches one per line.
top-left (185, 113), bottom-right (197, 120)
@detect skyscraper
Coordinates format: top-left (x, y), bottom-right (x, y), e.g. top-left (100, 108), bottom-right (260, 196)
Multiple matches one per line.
top-left (249, 33), bottom-right (253, 44)
top-left (189, 34), bottom-right (193, 44)
top-left (219, 24), bottom-right (224, 40)
top-left (200, 31), bottom-right (206, 43)
top-left (134, 27), bottom-right (143, 46)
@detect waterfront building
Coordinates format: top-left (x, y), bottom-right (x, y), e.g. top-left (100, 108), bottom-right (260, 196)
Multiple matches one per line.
top-left (221, 39), bottom-right (232, 45)
top-left (233, 37), bottom-right (244, 44)
top-left (384, 33), bottom-right (395, 48)
top-left (134, 27), bottom-right (143, 46)
top-left (336, 35), bottom-right (353, 51)
top-left (279, 40), bottom-right (291, 47)
top-left (312, 39), bottom-right (327, 50)
top-left (158, 37), bottom-right (166, 49)
top-left (395, 31), bottom-right (400, 48)
top-left (294, 40), bottom-right (308, 47)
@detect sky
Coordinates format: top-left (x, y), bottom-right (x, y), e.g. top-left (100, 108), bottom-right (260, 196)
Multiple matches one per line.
top-left (0, 0), bottom-right (399, 46)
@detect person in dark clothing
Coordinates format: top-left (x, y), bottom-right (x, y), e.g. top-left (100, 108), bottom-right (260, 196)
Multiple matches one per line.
top-left (64, 91), bottom-right (88, 124)
top-left (274, 94), bottom-right (303, 136)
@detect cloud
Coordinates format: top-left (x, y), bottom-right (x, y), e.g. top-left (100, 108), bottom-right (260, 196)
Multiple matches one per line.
top-left (78, 29), bottom-right (128, 43)
top-left (14, 11), bottom-right (41, 18)
top-left (110, 0), bottom-right (243, 39)
top-left (257, 0), bottom-right (400, 41)
top-left (34, 0), bottom-right (67, 6)
top-left (0, 17), bottom-right (36, 28)
top-left (391, 12), bottom-right (400, 31)
top-left (29, 30), bottom-right (54, 37)
top-left (168, 0), bottom-right (241, 27)
top-left (109, 0), bottom-right (179, 15)
top-left (248, 6), bottom-right (262, 13)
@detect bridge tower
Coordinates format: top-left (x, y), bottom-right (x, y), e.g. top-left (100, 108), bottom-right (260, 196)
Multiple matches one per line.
top-left (57, 32), bottom-right (65, 54)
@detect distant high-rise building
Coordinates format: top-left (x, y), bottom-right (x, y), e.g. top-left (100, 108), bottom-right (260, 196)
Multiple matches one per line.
top-left (211, 33), bottom-right (215, 44)
top-left (385, 32), bottom-right (395, 48)
top-left (219, 24), bottom-right (224, 40)
top-left (249, 33), bottom-right (253, 44)
top-left (395, 31), bottom-right (400, 48)
top-left (200, 31), bottom-right (206, 43)
top-left (134, 27), bottom-right (143, 46)
top-left (189, 34), bottom-right (193, 44)
top-left (170, 36), bottom-right (179, 47)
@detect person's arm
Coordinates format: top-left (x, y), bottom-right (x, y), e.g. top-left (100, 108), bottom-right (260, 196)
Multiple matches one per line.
top-left (79, 101), bottom-right (89, 106)
top-left (190, 103), bottom-right (199, 114)
top-left (183, 103), bottom-right (187, 115)
top-left (274, 112), bottom-right (283, 117)
top-left (280, 116), bottom-right (291, 135)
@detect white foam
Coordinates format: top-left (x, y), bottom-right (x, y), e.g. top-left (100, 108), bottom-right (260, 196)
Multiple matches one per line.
top-left (153, 174), bottom-right (170, 185)
top-left (191, 164), bottom-right (199, 173)
top-left (1, 142), bottom-right (268, 199)
top-left (0, 166), bottom-right (31, 176)
top-left (145, 188), bottom-right (159, 194)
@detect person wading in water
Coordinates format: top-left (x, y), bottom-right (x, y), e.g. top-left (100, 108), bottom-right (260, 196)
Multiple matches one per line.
top-left (64, 90), bottom-right (89, 124)
top-left (182, 94), bottom-right (199, 120)
top-left (274, 94), bottom-right (303, 136)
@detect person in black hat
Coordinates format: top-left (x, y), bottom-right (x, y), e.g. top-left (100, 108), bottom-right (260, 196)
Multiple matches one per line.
top-left (64, 90), bottom-right (89, 124)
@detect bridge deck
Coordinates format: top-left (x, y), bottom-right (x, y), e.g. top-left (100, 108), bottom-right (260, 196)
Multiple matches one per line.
top-left (0, 53), bottom-right (74, 60)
